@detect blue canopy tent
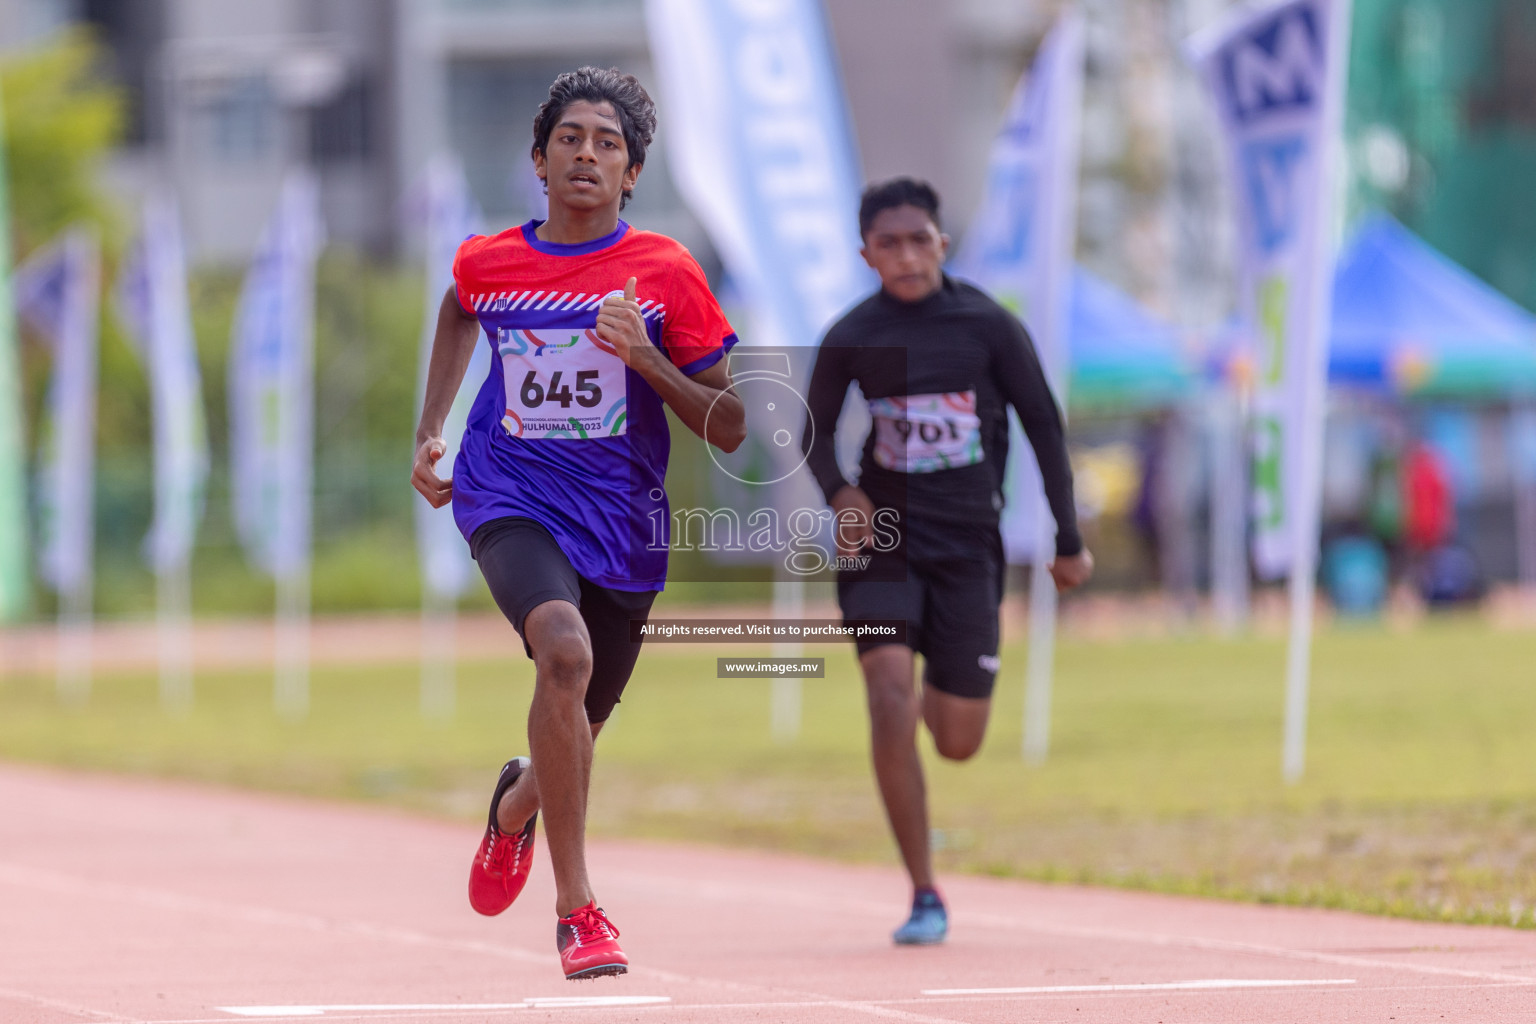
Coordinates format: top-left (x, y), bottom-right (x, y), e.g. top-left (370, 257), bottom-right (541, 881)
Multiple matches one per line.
top-left (1067, 267), bottom-right (1199, 413)
top-left (1327, 216), bottom-right (1536, 591)
top-left (1329, 215), bottom-right (1536, 398)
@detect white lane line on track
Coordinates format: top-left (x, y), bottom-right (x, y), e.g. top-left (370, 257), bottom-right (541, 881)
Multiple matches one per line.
top-left (0, 983), bottom-right (134, 1022)
top-left (6, 852), bottom-right (1521, 1024)
top-left (0, 860), bottom-right (545, 967)
top-left (962, 912), bottom-right (1536, 988)
top-left (923, 978), bottom-right (1357, 996)
top-left (81, 982), bottom-right (1536, 1024)
top-left (608, 867), bottom-right (1536, 988)
top-left (213, 982), bottom-right (1356, 1018)
top-left (0, 861), bottom-right (966, 1024)
top-left (217, 997), bottom-right (672, 1016)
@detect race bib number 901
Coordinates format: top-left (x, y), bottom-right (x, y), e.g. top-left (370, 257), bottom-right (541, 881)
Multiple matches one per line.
top-left (869, 391), bottom-right (984, 473)
top-left (497, 326), bottom-right (629, 439)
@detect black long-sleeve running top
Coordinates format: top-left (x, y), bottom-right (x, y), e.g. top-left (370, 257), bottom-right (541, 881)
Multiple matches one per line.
top-left (802, 275), bottom-right (1082, 558)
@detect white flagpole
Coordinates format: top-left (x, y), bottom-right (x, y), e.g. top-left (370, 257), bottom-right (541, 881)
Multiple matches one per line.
top-left (1022, 536), bottom-right (1058, 763)
top-left (645, 0), bottom-right (870, 744)
top-left (60, 230), bottom-right (98, 704)
top-left (229, 174), bottom-right (321, 718)
top-left (147, 195), bottom-right (205, 713)
top-left (24, 229), bottom-right (102, 704)
top-left (275, 174), bottom-right (320, 719)
top-left (275, 570), bottom-right (310, 718)
top-left (1283, 0), bottom-right (1352, 783)
top-left (1209, 380), bottom-right (1251, 633)
top-left (945, 9), bottom-right (1083, 764)
top-left (419, 585), bottom-right (456, 720)
top-left (56, 585), bottom-right (92, 703)
top-left (770, 574), bottom-right (803, 742)
top-left (1189, 0), bottom-right (1351, 781)
top-left (114, 195), bottom-right (207, 712)
top-left (157, 559), bottom-right (193, 712)
top-left (412, 156), bottom-right (484, 721)
top-left (1020, 10), bottom-right (1085, 764)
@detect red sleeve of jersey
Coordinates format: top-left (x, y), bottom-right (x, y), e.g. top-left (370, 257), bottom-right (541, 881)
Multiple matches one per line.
top-left (451, 235), bottom-right (484, 316)
top-left (660, 247), bottom-right (738, 375)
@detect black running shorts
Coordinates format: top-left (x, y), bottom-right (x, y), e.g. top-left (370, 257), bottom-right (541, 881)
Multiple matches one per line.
top-left (837, 547), bottom-right (1004, 700)
top-left (470, 516), bottom-right (656, 723)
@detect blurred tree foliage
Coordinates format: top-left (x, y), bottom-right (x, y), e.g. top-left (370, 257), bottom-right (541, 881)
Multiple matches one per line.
top-left (2, 29), bottom-right (134, 448)
top-left (0, 31), bottom-right (445, 616)
top-left (2, 31), bottom-right (737, 617)
top-left (92, 252), bottom-right (436, 618)
top-left (1349, 0), bottom-right (1536, 312)
top-left (1, 28), bottom-right (123, 255)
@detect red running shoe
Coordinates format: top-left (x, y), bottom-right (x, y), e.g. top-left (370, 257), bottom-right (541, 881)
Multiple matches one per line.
top-left (467, 758), bottom-right (537, 916)
top-left (556, 902), bottom-right (627, 979)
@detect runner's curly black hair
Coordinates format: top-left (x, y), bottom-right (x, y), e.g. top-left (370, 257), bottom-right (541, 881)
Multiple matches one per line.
top-left (531, 67), bottom-right (657, 210)
top-left (858, 178), bottom-right (942, 238)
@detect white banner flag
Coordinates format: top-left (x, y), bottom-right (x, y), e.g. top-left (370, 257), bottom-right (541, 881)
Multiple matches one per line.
top-left (1189, 0), bottom-right (1349, 579)
top-left (646, 0), bottom-right (872, 737)
top-left (952, 8), bottom-right (1085, 566)
top-left (645, 0), bottom-right (873, 580)
top-left (117, 193), bottom-right (209, 574)
top-left (16, 227), bottom-right (100, 597)
top-left (644, 0), bottom-right (869, 354)
top-left (229, 173), bottom-right (325, 579)
top-left (414, 155), bottom-right (485, 600)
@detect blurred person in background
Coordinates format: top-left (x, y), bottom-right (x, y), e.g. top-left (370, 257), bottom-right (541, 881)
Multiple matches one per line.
top-left (1403, 439), bottom-right (1454, 559)
top-left (412, 66), bottom-right (744, 981)
top-left (1366, 444), bottom-right (1405, 573)
top-left (803, 178), bottom-right (1092, 946)
top-left (1400, 439), bottom-right (1485, 606)
top-left (1131, 412), bottom-right (1167, 585)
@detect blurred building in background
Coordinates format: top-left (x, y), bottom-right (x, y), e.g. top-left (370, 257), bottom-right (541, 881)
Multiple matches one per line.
top-left (0, 0), bottom-right (1236, 302)
top-left (54, 0), bottom-right (1074, 272)
top-left (0, 0), bottom-right (1529, 319)
top-left (1, 0), bottom-right (1533, 611)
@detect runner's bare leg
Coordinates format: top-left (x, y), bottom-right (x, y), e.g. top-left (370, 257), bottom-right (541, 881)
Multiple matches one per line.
top-left (921, 685), bottom-right (990, 762)
top-left (861, 644), bottom-right (934, 891)
top-left (522, 598), bottom-right (597, 917)
top-left (497, 721), bottom-right (605, 831)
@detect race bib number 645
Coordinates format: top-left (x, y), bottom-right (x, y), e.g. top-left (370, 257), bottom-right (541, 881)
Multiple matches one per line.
top-left (497, 326), bottom-right (629, 439)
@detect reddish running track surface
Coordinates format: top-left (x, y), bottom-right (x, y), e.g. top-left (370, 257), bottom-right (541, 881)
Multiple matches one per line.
top-left (3, 763), bottom-right (1535, 1024)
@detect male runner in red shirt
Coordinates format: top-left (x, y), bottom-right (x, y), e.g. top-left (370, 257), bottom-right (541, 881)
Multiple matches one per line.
top-left (413, 67), bottom-right (745, 979)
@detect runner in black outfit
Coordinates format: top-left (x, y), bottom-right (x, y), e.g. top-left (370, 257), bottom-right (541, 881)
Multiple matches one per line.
top-left (802, 178), bottom-right (1093, 945)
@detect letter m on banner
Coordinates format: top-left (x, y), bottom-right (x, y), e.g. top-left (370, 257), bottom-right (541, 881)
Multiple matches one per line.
top-left (1219, 6), bottom-right (1323, 124)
